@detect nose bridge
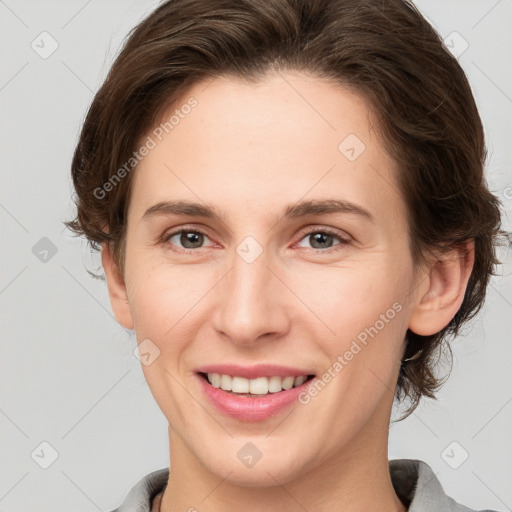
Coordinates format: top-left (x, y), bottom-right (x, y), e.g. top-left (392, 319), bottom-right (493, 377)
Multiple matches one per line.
top-left (213, 240), bottom-right (288, 344)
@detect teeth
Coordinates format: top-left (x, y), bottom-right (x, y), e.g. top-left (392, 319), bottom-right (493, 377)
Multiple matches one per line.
top-left (232, 376), bottom-right (250, 393)
top-left (208, 373), bottom-right (221, 388)
top-left (293, 375), bottom-right (306, 387)
top-left (220, 374), bottom-right (232, 391)
top-left (281, 376), bottom-right (295, 390)
top-left (268, 376), bottom-right (283, 393)
top-left (249, 377), bottom-right (268, 395)
top-left (206, 373), bottom-right (309, 394)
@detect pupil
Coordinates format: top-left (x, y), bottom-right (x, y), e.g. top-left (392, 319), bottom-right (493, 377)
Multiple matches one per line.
top-left (311, 233), bottom-right (332, 249)
top-left (181, 231), bottom-right (203, 249)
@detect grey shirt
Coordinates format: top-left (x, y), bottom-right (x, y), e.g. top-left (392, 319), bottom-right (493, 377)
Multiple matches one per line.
top-left (109, 459), bottom-right (500, 512)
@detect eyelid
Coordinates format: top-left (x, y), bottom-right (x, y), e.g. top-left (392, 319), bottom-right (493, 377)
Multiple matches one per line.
top-left (295, 225), bottom-right (351, 243)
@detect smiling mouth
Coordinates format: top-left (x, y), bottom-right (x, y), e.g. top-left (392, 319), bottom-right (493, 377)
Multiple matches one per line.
top-left (198, 372), bottom-right (316, 397)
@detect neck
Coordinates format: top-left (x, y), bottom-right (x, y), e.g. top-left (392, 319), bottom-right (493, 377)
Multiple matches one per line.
top-left (159, 411), bottom-right (406, 512)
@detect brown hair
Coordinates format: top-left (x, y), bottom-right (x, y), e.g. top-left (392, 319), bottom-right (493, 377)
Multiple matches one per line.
top-left (64, 0), bottom-right (507, 416)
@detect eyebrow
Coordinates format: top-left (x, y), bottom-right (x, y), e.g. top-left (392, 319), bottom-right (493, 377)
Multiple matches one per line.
top-left (141, 198), bottom-right (375, 224)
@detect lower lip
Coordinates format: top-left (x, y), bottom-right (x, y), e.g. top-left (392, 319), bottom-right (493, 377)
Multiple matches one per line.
top-left (197, 374), bottom-right (311, 421)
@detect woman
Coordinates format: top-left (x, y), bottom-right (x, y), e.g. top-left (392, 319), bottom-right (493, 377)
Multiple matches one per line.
top-left (64, 0), bottom-right (506, 510)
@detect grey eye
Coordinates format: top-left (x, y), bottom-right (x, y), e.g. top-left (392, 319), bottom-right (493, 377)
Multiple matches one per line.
top-left (166, 230), bottom-right (212, 250)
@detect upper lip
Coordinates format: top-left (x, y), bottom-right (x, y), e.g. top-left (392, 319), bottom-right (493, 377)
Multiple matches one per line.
top-left (195, 364), bottom-right (315, 379)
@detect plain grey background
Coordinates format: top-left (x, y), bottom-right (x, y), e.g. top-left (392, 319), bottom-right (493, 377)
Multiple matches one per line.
top-left (1, 1), bottom-right (511, 511)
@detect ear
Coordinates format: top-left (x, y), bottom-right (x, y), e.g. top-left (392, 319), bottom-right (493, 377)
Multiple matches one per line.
top-left (408, 239), bottom-right (475, 336)
top-left (101, 241), bottom-right (134, 330)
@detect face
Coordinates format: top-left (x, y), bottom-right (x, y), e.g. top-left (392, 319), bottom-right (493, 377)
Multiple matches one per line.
top-left (108, 71), bottom-right (429, 486)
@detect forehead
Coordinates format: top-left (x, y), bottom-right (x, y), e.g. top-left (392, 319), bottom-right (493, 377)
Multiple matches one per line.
top-left (129, 71), bottom-right (405, 228)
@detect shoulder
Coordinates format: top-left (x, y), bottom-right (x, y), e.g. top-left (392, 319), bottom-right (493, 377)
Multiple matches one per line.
top-left (389, 459), bottom-right (501, 512)
top-left (108, 468), bottom-right (169, 512)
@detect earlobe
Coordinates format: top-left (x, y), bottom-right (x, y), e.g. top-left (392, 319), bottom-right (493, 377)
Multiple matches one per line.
top-left (101, 242), bottom-right (135, 330)
top-left (408, 240), bottom-right (475, 336)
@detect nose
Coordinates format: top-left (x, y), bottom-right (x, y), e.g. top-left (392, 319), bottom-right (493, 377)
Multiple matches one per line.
top-left (212, 244), bottom-right (291, 346)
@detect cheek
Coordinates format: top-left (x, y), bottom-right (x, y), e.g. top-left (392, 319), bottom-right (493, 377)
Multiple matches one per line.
top-left (127, 266), bottom-right (193, 363)
top-left (290, 262), bottom-right (400, 338)
top-left (292, 258), bottom-right (411, 395)
top-left (126, 259), bottom-right (228, 399)
top-left (127, 265), bottom-right (204, 420)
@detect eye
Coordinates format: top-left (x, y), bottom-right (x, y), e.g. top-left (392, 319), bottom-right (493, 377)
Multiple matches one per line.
top-left (295, 227), bottom-right (351, 252)
top-left (161, 226), bottom-right (351, 254)
top-left (163, 228), bottom-right (216, 251)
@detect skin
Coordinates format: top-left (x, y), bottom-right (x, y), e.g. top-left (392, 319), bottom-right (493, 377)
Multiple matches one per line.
top-left (101, 71), bottom-right (474, 512)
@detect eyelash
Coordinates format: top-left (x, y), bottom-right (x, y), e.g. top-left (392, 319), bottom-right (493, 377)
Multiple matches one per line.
top-left (161, 225), bottom-right (351, 254)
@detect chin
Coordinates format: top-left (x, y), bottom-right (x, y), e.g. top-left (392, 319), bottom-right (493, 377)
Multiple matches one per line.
top-left (213, 460), bottom-right (304, 488)
top-left (197, 439), bottom-right (313, 488)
